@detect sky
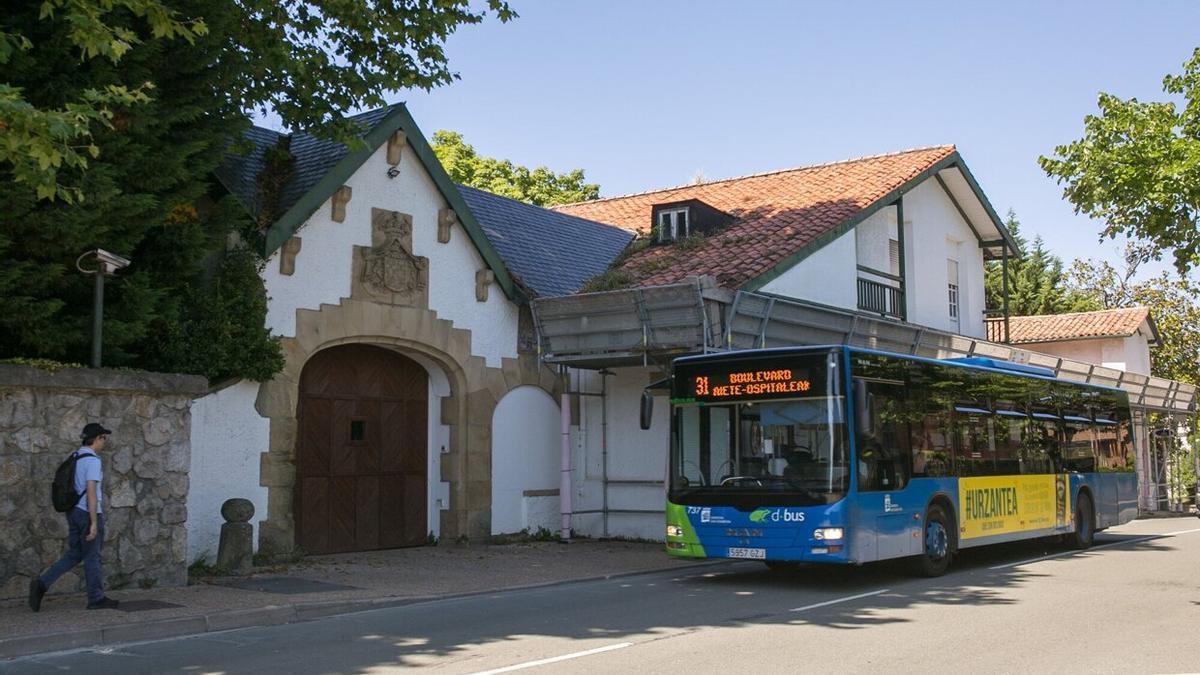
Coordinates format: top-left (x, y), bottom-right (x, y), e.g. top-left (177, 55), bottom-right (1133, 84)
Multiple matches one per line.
top-left (357, 1), bottom-right (1199, 277)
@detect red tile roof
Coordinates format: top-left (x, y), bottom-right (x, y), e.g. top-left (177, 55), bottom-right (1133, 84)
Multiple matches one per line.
top-left (984, 307), bottom-right (1155, 344)
top-left (554, 146), bottom-right (957, 289)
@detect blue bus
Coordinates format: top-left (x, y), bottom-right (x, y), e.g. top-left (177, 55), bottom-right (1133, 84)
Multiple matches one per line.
top-left (654, 345), bottom-right (1137, 576)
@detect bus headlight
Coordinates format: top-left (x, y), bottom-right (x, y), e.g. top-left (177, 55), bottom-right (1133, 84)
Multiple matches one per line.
top-left (666, 525), bottom-right (684, 537)
top-left (813, 528), bottom-right (844, 541)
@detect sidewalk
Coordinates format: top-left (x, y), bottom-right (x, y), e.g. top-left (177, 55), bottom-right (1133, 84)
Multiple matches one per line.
top-left (0, 540), bottom-right (706, 659)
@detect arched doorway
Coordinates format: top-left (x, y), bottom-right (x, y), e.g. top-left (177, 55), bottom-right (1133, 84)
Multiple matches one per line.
top-left (295, 344), bottom-right (428, 553)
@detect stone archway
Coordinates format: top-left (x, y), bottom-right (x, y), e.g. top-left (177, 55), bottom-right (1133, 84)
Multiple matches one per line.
top-left (254, 298), bottom-right (565, 557)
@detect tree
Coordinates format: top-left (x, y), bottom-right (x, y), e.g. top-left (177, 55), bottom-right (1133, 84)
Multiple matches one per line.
top-left (431, 130), bottom-right (600, 207)
top-left (3, 0), bottom-right (515, 202)
top-left (0, 0), bottom-right (267, 380)
top-left (1, 0), bottom-right (206, 202)
top-left (985, 210), bottom-right (1093, 316)
top-left (1040, 48), bottom-right (1200, 273)
top-left (1067, 243), bottom-right (1200, 386)
top-left (1, 1), bottom-right (515, 381)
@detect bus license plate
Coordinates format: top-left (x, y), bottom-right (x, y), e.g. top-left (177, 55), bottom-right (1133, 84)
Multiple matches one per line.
top-left (728, 547), bottom-right (766, 560)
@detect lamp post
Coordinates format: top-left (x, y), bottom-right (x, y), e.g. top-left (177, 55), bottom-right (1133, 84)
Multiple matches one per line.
top-left (76, 249), bottom-right (131, 368)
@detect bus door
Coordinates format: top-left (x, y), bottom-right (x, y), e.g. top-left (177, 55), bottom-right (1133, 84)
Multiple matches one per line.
top-left (853, 376), bottom-right (918, 560)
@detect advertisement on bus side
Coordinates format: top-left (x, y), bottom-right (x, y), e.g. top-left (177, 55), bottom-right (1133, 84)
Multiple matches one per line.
top-left (957, 474), bottom-right (1072, 539)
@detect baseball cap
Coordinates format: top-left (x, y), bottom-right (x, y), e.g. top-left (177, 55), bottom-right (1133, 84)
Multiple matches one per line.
top-left (80, 423), bottom-right (112, 442)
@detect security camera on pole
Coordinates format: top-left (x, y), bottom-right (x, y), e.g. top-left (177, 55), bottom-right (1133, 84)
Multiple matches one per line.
top-left (75, 249), bottom-right (131, 368)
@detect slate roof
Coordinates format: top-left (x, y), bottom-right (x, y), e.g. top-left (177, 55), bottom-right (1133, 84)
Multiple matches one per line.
top-left (215, 107), bottom-right (394, 223)
top-left (458, 185), bottom-right (634, 297)
top-left (553, 146), bottom-right (959, 289)
top-left (985, 307), bottom-right (1157, 345)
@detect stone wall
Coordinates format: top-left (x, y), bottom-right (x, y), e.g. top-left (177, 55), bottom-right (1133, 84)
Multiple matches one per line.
top-left (0, 365), bottom-right (206, 599)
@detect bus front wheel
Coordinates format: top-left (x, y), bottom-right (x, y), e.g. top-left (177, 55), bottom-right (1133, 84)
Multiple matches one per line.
top-left (1070, 493), bottom-right (1095, 550)
top-left (912, 505), bottom-right (952, 577)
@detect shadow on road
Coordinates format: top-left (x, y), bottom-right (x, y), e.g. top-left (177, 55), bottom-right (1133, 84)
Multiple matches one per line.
top-left (247, 533), bottom-right (1178, 671)
top-left (15, 532), bottom-right (1180, 673)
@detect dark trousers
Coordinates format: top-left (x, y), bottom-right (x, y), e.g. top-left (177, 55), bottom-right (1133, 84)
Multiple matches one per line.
top-left (39, 509), bottom-right (105, 604)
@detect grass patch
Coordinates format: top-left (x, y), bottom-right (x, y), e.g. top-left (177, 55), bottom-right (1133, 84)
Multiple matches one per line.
top-left (0, 357), bottom-right (86, 372)
top-left (187, 556), bottom-right (229, 581)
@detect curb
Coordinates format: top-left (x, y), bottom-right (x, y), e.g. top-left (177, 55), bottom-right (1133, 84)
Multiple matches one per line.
top-left (0, 559), bottom-right (728, 660)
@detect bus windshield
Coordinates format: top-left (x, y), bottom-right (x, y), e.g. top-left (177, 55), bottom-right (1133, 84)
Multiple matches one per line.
top-left (669, 352), bottom-right (849, 507)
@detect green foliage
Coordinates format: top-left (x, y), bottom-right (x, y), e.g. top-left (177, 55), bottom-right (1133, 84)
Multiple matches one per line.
top-left (431, 130), bottom-right (600, 207)
top-left (1, 0), bottom-right (205, 202)
top-left (1041, 48), bottom-right (1200, 273)
top-left (0, 357), bottom-right (86, 372)
top-left (673, 233), bottom-right (706, 251)
top-left (187, 555), bottom-right (229, 579)
top-left (1067, 243), bottom-right (1200, 386)
top-left (3, 1), bottom-right (514, 202)
top-left (0, 0), bottom-right (281, 382)
top-left (984, 211), bottom-right (1093, 316)
top-left (144, 247), bottom-right (285, 382)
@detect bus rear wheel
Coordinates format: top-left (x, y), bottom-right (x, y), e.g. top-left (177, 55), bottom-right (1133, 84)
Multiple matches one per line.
top-left (1070, 492), bottom-right (1095, 550)
top-left (912, 505), bottom-right (952, 577)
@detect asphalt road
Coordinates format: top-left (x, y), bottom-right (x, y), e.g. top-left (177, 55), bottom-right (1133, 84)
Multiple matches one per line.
top-left (7, 517), bottom-right (1199, 674)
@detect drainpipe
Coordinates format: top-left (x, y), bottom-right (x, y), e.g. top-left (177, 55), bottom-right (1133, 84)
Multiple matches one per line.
top-left (599, 369), bottom-right (612, 537)
top-left (560, 366), bottom-right (572, 542)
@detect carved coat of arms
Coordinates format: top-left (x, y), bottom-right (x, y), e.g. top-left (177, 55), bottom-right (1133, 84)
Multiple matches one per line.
top-left (362, 211), bottom-right (428, 295)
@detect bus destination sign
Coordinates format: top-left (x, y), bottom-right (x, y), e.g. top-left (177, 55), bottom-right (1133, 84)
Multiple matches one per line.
top-left (678, 367), bottom-right (815, 403)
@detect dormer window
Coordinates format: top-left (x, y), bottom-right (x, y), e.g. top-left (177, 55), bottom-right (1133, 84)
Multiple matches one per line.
top-left (657, 208), bottom-right (689, 242)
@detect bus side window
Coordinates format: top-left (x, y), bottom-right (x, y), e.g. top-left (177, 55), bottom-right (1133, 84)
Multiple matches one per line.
top-left (856, 380), bottom-right (911, 492)
top-left (1062, 417), bottom-right (1097, 473)
top-left (1024, 416), bottom-right (1060, 474)
top-left (953, 411), bottom-right (991, 477)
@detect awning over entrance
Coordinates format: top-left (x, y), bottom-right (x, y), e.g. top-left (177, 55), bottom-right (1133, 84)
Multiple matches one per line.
top-left (530, 279), bottom-right (1197, 416)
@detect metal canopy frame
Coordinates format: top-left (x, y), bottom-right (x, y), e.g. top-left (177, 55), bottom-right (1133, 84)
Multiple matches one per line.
top-left (530, 282), bottom-right (1197, 416)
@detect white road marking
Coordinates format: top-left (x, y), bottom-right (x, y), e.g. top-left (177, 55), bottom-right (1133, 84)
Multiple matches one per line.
top-left (466, 642), bottom-right (633, 674)
top-left (990, 527), bottom-right (1200, 570)
top-left (788, 589), bottom-right (890, 613)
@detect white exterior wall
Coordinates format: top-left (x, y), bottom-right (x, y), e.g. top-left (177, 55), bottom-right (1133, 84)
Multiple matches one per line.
top-left (187, 381), bottom-right (269, 563)
top-left (569, 367), bottom-right (669, 541)
top-left (902, 179), bottom-right (986, 338)
top-left (491, 386), bottom-right (562, 535)
top-left (1023, 336), bottom-right (1152, 376)
top-left (756, 179), bottom-right (987, 339)
top-left (406, 353), bottom-right (452, 540)
top-left (759, 228), bottom-right (857, 309)
top-left (261, 141), bottom-right (520, 367)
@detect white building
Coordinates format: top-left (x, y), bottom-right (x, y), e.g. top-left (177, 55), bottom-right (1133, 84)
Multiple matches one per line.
top-left (187, 105), bottom-right (1192, 560)
top-left (985, 307), bottom-right (1159, 375)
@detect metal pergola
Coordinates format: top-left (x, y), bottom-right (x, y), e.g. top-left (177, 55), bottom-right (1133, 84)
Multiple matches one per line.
top-left (531, 279), bottom-right (1197, 513)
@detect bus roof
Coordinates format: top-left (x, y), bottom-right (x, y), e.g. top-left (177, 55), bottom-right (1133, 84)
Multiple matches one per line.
top-left (670, 345), bottom-right (1128, 396)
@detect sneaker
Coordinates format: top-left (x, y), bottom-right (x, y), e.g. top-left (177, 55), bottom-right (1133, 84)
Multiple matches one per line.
top-left (86, 597), bottom-right (120, 610)
top-left (28, 579), bottom-right (46, 613)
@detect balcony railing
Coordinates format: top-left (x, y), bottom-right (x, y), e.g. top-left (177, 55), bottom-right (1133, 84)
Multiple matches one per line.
top-left (857, 276), bottom-right (904, 320)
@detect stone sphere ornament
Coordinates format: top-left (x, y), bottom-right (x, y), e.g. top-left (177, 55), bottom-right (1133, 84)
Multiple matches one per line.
top-left (221, 498), bottom-right (254, 524)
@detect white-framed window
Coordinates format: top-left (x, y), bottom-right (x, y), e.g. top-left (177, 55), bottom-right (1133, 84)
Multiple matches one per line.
top-left (947, 259), bottom-right (960, 322)
top-left (657, 208), bottom-right (689, 242)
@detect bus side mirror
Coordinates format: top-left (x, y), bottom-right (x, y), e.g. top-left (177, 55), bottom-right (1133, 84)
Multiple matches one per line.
top-left (640, 389), bottom-right (654, 430)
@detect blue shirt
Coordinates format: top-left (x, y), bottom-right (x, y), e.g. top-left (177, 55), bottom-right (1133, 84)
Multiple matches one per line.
top-left (73, 448), bottom-right (103, 513)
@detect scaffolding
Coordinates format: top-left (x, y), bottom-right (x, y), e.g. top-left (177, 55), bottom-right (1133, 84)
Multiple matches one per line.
top-left (531, 279), bottom-right (1198, 515)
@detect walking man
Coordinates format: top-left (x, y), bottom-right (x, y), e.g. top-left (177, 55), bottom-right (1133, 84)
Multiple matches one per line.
top-left (28, 423), bottom-right (120, 611)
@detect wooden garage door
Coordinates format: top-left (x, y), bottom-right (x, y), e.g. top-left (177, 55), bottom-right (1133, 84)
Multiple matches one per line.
top-left (295, 344), bottom-right (428, 554)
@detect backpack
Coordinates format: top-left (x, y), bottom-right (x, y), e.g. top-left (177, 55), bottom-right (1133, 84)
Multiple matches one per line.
top-left (51, 452), bottom-right (82, 513)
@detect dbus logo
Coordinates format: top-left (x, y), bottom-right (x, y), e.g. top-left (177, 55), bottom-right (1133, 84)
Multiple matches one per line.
top-left (749, 508), bottom-right (805, 523)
